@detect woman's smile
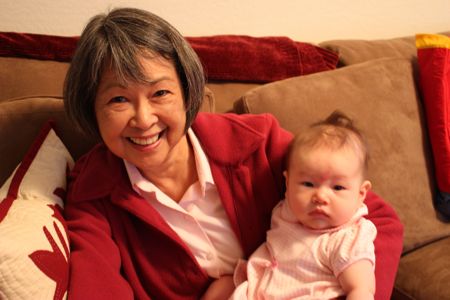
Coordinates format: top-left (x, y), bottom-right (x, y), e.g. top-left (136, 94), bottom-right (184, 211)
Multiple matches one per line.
top-left (128, 130), bottom-right (165, 147)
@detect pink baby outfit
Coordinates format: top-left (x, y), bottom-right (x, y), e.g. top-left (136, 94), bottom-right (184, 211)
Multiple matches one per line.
top-left (232, 200), bottom-right (377, 300)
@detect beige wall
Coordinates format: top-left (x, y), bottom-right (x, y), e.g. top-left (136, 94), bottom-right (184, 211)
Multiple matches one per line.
top-left (1, 0), bottom-right (449, 43)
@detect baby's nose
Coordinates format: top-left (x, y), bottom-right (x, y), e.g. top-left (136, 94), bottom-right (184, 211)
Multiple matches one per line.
top-left (312, 188), bottom-right (329, 204)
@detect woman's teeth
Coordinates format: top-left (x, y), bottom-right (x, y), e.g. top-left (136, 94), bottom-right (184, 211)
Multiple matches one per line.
top-left (129, 134), bottom-right (159, 146)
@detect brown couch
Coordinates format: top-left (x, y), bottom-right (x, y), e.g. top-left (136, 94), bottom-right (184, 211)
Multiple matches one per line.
top-left (1, 32), bottom-right (449, 299)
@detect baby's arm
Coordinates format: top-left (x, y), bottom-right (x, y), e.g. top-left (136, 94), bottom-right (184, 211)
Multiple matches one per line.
top-left (338, 259), bottom-right (375, 300)
top-left (201, 275), bottom-right (235, 300)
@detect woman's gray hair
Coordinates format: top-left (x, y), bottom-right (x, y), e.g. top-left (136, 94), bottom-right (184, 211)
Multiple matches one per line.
top-left (64, 7), bottom-right (205, 138)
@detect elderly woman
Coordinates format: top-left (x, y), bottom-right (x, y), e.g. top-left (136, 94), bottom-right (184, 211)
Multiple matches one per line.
top-left (64, 7), bottom-right (403, 300)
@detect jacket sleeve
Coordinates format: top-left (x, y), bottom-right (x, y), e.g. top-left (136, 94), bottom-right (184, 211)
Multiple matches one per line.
top-left (64, 158), bottom-right (134, 300)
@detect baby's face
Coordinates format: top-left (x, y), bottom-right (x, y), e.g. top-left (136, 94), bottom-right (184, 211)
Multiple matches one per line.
top-left (284, 146), bottom-right (371, 230)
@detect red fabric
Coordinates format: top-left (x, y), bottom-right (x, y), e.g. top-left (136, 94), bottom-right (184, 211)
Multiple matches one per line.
top-left (0, 32), bottom-right (78, 62)
top-left (365, 192), bottom-right (404, 300)
top-left (417, 35), bottom-right (450, 218)
top-left (418, 46), bottom-right (450, 191)
top-left (0, 32), bottom-right (338, 83)
top-left (187, 35), bottom-right (339, 82)
top-left (65, 113), bottom-right (402, 300)
top-left (28, 214), bottom-right (69, 300)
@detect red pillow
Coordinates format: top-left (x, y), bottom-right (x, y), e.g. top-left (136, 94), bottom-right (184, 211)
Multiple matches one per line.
top-left (0, 32), bottom-right (338, 83)
top-left (416, 33), bottom-right (450, 218)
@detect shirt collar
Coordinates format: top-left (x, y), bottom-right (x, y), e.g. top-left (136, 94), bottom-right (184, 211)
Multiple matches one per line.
top-left (124, 128), bottom-right (215, 197)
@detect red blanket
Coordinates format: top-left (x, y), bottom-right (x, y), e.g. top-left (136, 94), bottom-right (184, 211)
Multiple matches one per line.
top-left (0, 32), bottom-right (338, 83)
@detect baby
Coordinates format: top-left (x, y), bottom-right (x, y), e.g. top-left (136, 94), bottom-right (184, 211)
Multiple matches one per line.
top-left (230, 111), bottom-right (376, 300)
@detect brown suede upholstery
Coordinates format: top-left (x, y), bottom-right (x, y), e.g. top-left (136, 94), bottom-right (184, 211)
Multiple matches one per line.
top-left (396, 237), bottom-right (450, 299)
top-left (319, 31), bottom-right (450, 67)
top-left (0, 57), bottom-right (69, 101)
top-left (319, 36), bottom-right (418, 66)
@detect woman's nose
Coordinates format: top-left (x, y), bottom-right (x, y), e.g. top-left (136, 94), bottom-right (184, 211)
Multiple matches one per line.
top-left (129, 101), bottom-right (157, 129)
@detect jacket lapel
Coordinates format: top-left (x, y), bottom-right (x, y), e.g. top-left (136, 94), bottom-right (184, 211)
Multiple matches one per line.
top-left (193, 113), bottom-right (268, 256)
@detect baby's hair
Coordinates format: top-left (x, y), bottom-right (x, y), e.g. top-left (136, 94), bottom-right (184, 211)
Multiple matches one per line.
top-left (287, 110), bottom-right (369, 174)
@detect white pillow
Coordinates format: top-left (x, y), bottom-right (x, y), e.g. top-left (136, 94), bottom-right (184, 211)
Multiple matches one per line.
top-left (0, 121), bottom-right (73, 300)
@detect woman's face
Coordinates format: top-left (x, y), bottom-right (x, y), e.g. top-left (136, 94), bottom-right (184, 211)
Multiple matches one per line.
top-left (95, 55), bottom-right (188, 178)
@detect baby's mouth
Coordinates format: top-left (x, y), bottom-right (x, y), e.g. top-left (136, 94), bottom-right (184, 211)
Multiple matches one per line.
top-left (309, 209), bottom-right (328, 217)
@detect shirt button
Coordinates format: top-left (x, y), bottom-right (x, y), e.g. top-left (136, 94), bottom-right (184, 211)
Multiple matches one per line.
top-left (206, 252), bottom-right (214, 260)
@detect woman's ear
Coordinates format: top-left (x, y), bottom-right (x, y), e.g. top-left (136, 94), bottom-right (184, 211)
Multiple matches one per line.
top-left (359, 180), bottom-right (372, 203)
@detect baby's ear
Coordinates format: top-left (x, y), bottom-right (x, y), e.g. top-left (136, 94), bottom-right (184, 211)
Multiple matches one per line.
top-left (359, 180), bottom-right (372, 202)
top-left (283, 171), bottom-right (289, 188)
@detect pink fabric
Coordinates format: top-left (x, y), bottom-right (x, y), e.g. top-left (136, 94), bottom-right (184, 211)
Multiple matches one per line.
top-left (232, 201), bottom-right (376, 299)
top-left (0, 32), bottom-right (338, 83)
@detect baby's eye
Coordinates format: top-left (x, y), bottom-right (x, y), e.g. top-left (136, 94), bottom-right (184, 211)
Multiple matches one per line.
top-left (110, 96), bottom-right (127, 103)
top-left (301, 181), bottom-right (314, 188)
top-left (333, 185), bottom-right (345, 191)
top-left (154, 90), bottom-right (170, 97)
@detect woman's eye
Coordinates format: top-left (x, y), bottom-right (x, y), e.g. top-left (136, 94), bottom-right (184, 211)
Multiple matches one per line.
top-left (154, 90), bottom-right (169, 97)
top-left (333, 185), bottom-right (345, 191)
top-left (110, 96), bottom-right (127, 103)
top-left (301, 181), bottom-right (314, 187)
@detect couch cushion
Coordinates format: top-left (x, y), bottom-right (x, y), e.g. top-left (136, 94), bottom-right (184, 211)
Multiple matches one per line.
top-left (417, 33), bottom-right (450, 218)
top-left (319, 32), bottom-right (449, 66)
top-left (0, 121), bottom-right (73, 299)
top-left (395, 237), bottom-right (450, 299)
top-left (207, 81), bottom-right (260, 113)
top-left (0, 57), bottom-right (69, 101)
top-left (319, 35), bottom-right (417, 66)
top-left (234, 57), bottom-right (450, 253)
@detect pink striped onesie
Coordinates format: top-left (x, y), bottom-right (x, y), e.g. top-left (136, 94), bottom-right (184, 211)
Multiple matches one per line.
top-left (231, 200), bottom-right (376, 300)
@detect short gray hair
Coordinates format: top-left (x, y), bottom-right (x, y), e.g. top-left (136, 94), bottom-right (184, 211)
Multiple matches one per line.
top-left (64, 7), bottom-right (205, 138)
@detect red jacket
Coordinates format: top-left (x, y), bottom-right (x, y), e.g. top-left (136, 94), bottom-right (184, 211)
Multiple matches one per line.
top-left (65, 113), bottom-right (403, 300)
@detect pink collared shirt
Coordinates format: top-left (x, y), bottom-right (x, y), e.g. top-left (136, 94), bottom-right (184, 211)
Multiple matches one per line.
top-left (124, 128), bottom-right (243, 278)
